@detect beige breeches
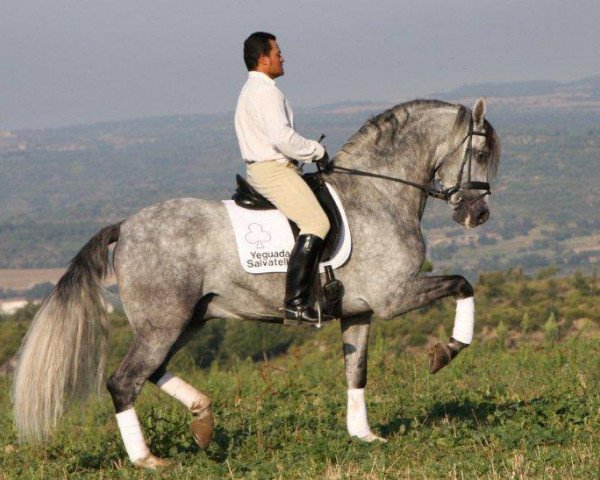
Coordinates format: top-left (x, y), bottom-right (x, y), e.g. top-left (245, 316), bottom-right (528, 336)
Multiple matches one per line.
top-left (246, 161), bottom-right (330, 239)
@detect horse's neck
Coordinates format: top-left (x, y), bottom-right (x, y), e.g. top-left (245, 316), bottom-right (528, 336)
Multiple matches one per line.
top-left (326, 165), bottom-right (428, 227)
top-left (329, 142), bottom-right (437, 225)
top-left (329, 108), bottom-right (460, 224)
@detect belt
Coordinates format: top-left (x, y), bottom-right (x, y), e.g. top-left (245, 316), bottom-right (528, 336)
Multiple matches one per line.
top-left (244, 159), bottom-right (299, 166)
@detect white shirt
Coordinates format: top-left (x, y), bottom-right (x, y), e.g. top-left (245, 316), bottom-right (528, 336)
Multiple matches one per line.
top-left (234, 71), bottom-right (325, 163)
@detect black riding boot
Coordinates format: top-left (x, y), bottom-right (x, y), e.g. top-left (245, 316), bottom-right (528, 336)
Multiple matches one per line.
top-left (283, 234), bottom-right (334, 326)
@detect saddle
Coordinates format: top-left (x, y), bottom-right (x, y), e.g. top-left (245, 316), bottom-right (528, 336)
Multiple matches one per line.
top-left (232, 173), bottom-right (343, 261)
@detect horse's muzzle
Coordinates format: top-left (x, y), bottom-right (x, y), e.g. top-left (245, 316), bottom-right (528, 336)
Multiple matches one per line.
top-left (452, 198), bottom-right (490, 228)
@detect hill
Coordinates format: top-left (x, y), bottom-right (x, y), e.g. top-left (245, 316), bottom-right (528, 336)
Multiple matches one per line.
top-left (432, 74), bottom-right (600, 129)
top-left (0, 76), bottom-right (599, 275)
top-left (434, 74), bottom-right (600, 108)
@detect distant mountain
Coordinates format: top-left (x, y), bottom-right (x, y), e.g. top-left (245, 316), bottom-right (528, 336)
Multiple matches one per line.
top-left (307, 101), bottom-right (389, 115)
top-left (432, 75), bottom-right (600, 112)
top-left (435, 80), bottom-right (563, 98)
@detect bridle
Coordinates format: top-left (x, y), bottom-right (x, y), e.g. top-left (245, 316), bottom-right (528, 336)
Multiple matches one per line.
top-left (324, 116), bottom-right (491, 204)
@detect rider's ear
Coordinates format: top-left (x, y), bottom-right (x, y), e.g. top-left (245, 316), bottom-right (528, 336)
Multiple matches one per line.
top-left (473, 97), bottom-right (487, 127)
top-left (257, 54), bottom-right (269, 67)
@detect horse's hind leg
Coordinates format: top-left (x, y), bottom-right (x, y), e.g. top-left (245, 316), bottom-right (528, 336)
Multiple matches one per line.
top-left (106, 309), bottom-right (192, 469)
top-left (340, 314), bottom-right (385, 443)
top-left (148, 297), bottom-right (215, 449)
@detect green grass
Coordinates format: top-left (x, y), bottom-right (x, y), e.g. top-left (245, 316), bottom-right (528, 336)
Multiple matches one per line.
top-left (2, 333), bottom-right (600, 479)
top-left (1, 271), bottom-right (598, 478)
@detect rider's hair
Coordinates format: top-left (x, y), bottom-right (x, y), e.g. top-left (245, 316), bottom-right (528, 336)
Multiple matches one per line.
top-left (243, 32), bottom-right (276, 71)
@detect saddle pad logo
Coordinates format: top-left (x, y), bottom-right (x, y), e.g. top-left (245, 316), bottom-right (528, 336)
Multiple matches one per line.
top-left (245, 223), bottom-right (271, 249)
top-left (223, 183), bottom-right (352, 274)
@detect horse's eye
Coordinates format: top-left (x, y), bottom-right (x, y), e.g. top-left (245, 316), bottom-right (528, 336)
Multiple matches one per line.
top-left (477, 151), bottom-right (487, 160)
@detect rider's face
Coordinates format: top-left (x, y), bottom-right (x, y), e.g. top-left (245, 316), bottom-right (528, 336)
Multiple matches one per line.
top-left (260, 40), bottom-right (284, 79)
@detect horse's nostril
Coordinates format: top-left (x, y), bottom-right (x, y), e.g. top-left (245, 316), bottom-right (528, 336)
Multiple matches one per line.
top-left (478, 210), bottom-right (490, 224)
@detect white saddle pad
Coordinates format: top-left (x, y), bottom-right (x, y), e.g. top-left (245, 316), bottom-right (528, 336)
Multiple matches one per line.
top-left (223, 183), bottom-right (351, 274)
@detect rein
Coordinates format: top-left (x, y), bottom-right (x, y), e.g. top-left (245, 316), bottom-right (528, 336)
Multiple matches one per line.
top-left (325, 117), bottom-right (490, 203)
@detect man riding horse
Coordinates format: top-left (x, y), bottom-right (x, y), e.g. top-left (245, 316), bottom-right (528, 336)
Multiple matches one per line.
top-left (12, 30), bottom-right (501, 468)
top-left (234, 31), bottom-right (333, 325)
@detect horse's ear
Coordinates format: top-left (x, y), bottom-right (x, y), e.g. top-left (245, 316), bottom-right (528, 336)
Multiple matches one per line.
top-left (473, 97), bottom-right (487, 127)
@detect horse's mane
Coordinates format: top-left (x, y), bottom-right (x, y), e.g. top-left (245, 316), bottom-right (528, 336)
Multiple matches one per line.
top-left (335, 99), bottom-right (501, 179)
top-left (482, 118), bottom-right (501, 179)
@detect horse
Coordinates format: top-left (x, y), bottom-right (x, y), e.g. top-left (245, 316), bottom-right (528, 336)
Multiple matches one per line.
top-left (12, 97), bottom-right (500, 469)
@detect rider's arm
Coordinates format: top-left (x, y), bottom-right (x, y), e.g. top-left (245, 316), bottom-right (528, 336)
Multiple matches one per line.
top-left (253, 86), bottom-right (324, 162)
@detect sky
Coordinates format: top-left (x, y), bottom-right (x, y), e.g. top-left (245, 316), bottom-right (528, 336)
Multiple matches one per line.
top-left (1, 0), bottom-right (598, 130)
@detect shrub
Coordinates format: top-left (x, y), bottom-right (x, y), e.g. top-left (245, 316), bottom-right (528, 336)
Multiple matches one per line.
top-left (547, 279), bottom-right (559, 300)
top-left (572, 271), bottom-right (591, 295)
top-left (521, 312), bottom-right (534, 333)
top-left (543, 313), bottom-right (559, 344)
top-left (496, 321), bottom-right (509, 348)
top-left (218, 320), bottom-right (309, 364)
top-left (536, 266), bottom-right (558, 280)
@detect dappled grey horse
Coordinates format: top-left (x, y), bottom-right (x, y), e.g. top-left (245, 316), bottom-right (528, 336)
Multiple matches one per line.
top-left (13, 98), bottom-right (500, 469)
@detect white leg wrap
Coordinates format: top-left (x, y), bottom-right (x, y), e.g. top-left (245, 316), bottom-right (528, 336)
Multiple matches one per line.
top-left (115, 408), bottom-right (150, 463)
top-left (347, 388), bottom-right (372, 438)
top-left (452, 297), bottom-right (474, 344)
top-left (156, 372), bottom-right (208, 410)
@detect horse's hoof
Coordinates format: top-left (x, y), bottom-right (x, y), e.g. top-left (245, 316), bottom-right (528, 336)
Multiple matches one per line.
top-left (190, 402), bottom-right (214, 449)
top-left (428, 342), bottom-right (452, 374)
top-left (358, 432), bottom-right (387, 443)
top-left (133, 454), bottom-right (173, 470)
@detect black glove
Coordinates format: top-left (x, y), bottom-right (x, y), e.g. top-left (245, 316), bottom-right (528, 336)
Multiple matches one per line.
top-left (315, 150), bottom-right (332, 173)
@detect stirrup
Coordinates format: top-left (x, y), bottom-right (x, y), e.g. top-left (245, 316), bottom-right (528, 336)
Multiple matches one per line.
top-left (280, 305), bottom-right (333, 328)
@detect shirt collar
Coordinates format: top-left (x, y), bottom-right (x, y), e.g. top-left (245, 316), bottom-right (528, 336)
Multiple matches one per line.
top-left (248, 71), bottom-right (276, 85)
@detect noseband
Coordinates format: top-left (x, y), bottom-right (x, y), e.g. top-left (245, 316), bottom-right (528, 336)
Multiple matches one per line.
top-left (327, 116), bottom-right (490, 204)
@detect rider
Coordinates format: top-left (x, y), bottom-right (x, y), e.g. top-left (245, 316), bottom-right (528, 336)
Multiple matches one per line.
top-left (234, 31), bottom-right (332, 325)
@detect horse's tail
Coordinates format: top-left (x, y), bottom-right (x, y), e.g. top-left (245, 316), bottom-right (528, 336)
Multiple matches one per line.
top-left (12, 222), bottom-right (121, 443)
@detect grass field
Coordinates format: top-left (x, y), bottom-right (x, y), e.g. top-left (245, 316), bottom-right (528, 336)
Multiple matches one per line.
top-left (1, 324), bottom-right (599, 479)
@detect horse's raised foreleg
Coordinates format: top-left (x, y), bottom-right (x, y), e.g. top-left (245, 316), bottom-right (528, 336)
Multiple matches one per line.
top-left (390, 274), bottom-right (474, 373)
top-left (340, 315), bottom-right (385, 442)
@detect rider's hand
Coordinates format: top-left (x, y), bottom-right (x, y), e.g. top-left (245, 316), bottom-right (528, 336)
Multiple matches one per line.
top-left (315, 150), bottom-right (332, 173)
